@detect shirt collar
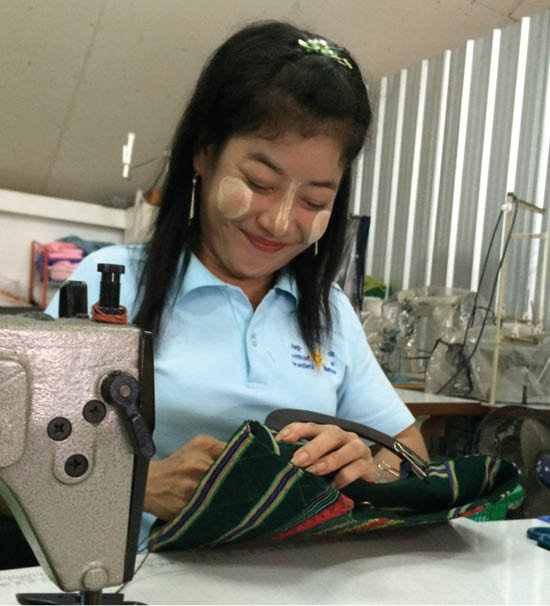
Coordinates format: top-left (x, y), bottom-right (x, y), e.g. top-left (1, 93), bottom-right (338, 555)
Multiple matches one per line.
top-left (180, 252), bottom-right (229, 296)
top-left (176, 252), bottom-right (298, 303)
top-left (274, 270), bottom-right (298, 302)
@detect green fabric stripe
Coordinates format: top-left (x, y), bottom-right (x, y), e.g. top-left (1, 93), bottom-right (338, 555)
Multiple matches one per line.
top-left (447, 460), bottom-right (459, 503)
top-left (487, 457), bottom-right (500, 490)
top-left (148, 422), bottom-right (253, 549)
top-left (214, 465), bottom-right (302, 545)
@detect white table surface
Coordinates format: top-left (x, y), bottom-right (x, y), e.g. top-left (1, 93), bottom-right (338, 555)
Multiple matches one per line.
top-left (395, 388), bottom-right (550, 410)
top-left (395, 388), bottom-right (480, 404)
top-left (0, 518), bottom-right (548, 605)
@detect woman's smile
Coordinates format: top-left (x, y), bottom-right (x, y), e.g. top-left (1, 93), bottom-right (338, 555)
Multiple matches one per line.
top-left (243, 231), bottom-right (286, 253)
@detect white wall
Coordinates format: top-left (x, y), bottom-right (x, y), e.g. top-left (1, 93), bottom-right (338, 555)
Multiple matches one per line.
top-left (0, 189), bottom-right (128, 303)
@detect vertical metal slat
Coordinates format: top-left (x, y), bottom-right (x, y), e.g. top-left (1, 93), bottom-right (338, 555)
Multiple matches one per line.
top-left (529, 26), bottom-right (550, 319)
top-left (403, 60), bottom-right (429, 289)
top-left (383, 69), bottom-right (407, 292)
top-left (425, 50), bottom-right (451, 286)
top-left (506, 17), bottom-right (531, 194)
top-left (446, 39), bottom-right (474, 288)
top-left (471, 29), bottom-right (502, 291)
top-left (497, 17), bottom-right (530, 315)
top-left (365, 77), bottom-right (387, 277)
top-left (352, 145), bottom-right (365, 216)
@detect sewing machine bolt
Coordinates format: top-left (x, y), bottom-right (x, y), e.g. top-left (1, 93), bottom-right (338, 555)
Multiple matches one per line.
top-left (47, 417), bottom-right (72, 441)
top-left (64, 454), bottom-right (89, 478)
top-left (83, 400), bottom-right (107, 424)
top-left (119, 384), bottom-right (132, 398)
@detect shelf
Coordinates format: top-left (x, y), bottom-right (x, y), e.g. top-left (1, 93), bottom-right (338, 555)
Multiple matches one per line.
top-left (29, 241), bottom-right (75, 309)
top-left (31, 281), bottom-right (58, 310)
top-left (0, 189), bottom-right (128, 230)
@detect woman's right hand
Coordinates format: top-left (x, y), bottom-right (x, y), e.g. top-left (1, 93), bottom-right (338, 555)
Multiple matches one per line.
top-left (144, 435), bottom-right (226, 521)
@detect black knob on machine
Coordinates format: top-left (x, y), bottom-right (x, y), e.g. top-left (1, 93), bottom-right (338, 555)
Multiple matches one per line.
top-left (58, 280), bottom-right (89, 318)
top-left (97, 263), bottom-right (125, 315)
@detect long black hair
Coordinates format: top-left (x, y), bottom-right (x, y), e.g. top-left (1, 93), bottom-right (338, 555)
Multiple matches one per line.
top-left (134, 21), bottom-right (371, 353)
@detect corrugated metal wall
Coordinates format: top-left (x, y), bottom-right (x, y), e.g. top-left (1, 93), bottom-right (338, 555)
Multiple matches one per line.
top-left (353, 9), bottom-right (550, 328)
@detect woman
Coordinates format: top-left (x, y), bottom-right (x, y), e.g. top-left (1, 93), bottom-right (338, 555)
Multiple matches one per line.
top-left (48, 21), bottom-right (427, 533)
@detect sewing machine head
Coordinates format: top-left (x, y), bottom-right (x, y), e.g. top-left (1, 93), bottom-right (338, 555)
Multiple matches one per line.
top-left (0, 271), bottom-right (154, 601)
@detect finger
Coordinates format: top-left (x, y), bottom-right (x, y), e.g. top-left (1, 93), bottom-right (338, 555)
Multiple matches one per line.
top-left (184, 459), bottom-right (212, 482)
top-left (290, 425), bottom-right (350, 467)
top-left (275, 421), bottom-right (317, 442)
top-left (195, 447), bottom-right (226, 476)
top-left (207, 438), bottom-right (226, 459)
top-left (277, 421), bottom-right (350, 443)
top-left (331, 457), bottom-right (378, 490)
top-left (303, 438), bottom-right (370, 476)
top-left (188, 435), bottom-right (226, 461)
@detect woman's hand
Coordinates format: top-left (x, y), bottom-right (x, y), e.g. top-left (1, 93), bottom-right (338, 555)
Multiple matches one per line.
top-left (276, 422), bottom-right (377, 489)
top-left (144, 435), bottom-right (226, 521)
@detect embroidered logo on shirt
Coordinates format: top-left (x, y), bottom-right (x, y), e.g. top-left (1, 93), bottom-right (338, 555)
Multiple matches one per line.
top-left (290, 343), bottom-right (336, 374)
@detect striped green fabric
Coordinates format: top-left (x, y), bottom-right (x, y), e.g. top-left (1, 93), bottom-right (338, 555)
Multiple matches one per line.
top-left (148, 421), bottom-right (522, 552)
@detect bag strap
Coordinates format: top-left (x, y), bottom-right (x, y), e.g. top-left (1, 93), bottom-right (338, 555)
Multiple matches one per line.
top-left (265, 408), bottom-right (429, 481)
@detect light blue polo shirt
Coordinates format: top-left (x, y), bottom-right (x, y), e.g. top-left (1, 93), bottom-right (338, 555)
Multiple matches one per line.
top-left (47, 245), bottom-right (414, 540)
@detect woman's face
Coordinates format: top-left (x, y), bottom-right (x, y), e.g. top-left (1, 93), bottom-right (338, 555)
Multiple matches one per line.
top-left (193, 131), bottom-right (344, 285)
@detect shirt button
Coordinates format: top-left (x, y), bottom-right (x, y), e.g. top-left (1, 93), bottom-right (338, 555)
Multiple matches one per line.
top-left (251, 335), bottom-right (258, 347)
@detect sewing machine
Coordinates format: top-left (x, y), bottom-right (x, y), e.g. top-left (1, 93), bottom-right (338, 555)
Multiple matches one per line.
top-left (395, 287), bottom-right (476, 380)
top-left (0, 266), bottom-right (155, 604)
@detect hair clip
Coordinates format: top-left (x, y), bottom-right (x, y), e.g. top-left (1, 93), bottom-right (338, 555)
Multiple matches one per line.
top-left (298, 38), bottom-right (353, 70)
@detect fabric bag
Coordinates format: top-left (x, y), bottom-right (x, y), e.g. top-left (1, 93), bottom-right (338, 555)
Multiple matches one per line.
top-left (148, 420), bottom-right (523, 552)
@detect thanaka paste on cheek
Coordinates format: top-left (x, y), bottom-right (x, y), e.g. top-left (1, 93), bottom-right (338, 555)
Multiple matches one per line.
top-left (216, 177), bottom-right (252, 219)
top-left (307, 209), bottom-right (331, 244)
top-left (274, 180), bottom-right (300, 236)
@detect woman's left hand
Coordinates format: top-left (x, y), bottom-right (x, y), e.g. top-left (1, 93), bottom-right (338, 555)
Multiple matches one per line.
top-left (276, 422), bottom-right (377, 489)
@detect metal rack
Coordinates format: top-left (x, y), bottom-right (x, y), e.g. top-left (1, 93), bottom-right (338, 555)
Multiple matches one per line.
top-left (28, 241), bottom-right (64, 309)
top-left (489, 193), bottom-right (549, 406)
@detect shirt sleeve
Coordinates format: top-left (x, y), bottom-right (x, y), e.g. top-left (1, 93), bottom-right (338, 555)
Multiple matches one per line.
top-left (334, 288), bottom-right (415, 437)
top-left (46, 245), bottom-right (141, 319)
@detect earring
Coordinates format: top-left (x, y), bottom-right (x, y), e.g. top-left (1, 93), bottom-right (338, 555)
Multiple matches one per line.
top-left (314, 241), bottom-right (318, 256)
top-left (189, 173), bottom-right (197, 224)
